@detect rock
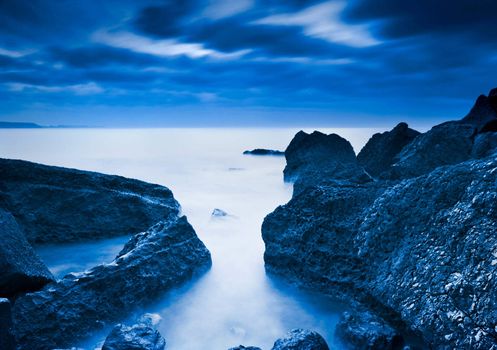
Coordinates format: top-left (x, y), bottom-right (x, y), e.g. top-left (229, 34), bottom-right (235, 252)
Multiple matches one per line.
top-left (388, 122), bottom-right (475, 179)
top-left (243, 149), bottom-right (285, 156)
top-left (0, 298), bottom-right (15, 350)
top-left (283, 131), bottom-right (371, 192)
top-left (271, 329), bottom-right (329, 350)
top-left (0, 208), bottom-right (54, 297)
top-left (0, 158), bottom-right (179, 244)
top-left (212, 208), bottom-right (228, 217)
top-left (357, 123), bottom-right (420, 177)
top-left (264, 91), bottom-right (497, 349)
top-left (102, 321), bottom-right (166, 350)
top-left (335, 310), bottom-right (403, 350)
top-left (471, 132), bottom-right (497, 158)
top-left (12, 216), bottom-right (211, 350)
top-left (461, 88), bottom-right (497, 130)
top-left (263, 155), bottom-right (497, 348)
top-left (228, 346), bottom-right (262, 350)
top-left (284, 131), bottom-right (357, 181)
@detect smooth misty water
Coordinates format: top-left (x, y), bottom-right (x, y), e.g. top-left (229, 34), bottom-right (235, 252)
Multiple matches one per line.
top-left (0, 128), bottom-right (380, 350)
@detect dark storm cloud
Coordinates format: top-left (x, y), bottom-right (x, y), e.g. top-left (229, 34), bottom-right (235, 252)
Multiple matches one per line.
top-left (346, 0), bottom-right (497, 41)
top-left (0, 0), bottom-right (496, 126)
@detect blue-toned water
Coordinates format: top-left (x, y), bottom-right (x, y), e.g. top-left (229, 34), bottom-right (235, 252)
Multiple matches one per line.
top-left (0, 128), bottom-right (380, 349)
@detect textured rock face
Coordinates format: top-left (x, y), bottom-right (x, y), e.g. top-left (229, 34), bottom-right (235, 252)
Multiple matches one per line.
top-left (388, 122), bottom-right (475, 179)
top-left (357, 122), bottom-right (420, 177)
top-left (12, 216), bottom-right (211, 350)
top-left (0, 208), bottom-right (54, 297)
top-left (271, 329), bottom-right (329, 350)
top-left (0, 158), bottom-right (179, 244)
top-left (264, 90), bottom-right (497, 350)
top-left (335, 310), bottom-right (403, 350)
top-left (263, 155), bottom-right (497, 349)
top-left (102, 322), bottom-right (166, 350)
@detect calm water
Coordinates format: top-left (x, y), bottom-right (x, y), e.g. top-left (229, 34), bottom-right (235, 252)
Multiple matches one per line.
top-left (0, 128), bottom-right (380, 350)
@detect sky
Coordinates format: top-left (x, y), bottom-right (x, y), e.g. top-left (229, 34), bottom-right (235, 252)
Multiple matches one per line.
top-left (0, 0), bottom-right (496, 127)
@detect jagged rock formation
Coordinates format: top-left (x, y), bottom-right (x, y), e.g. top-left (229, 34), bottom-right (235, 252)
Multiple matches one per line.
top-left (335, 310), bottom-right (403, 350)
top-left (0, 158), bottom-right (179, 244)
top-left (462, 88), bottom-right (497, 130)
top-left (102, 320), bottom-right (166, 350)
top-left (357, 122), bottom-right (420, 177)
top-left (263, 88), bottom-right (497, 349)
top-left (243, 149), bottom-right (285, 156)
top-left (12, 216), bottom-right (211, 350)
top-left (271, 329), bottom-right (329, 350)
top-left (0, 208), bottom-right (54, 297)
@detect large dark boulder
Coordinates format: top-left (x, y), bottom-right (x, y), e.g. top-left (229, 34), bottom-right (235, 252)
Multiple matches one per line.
top-left (102, 321), bottom-right (166, 350)
top-left (12, 216), bottom-right (211, 350)
top-left (283, 131), bottom-right (371, 191)
top-left (271, 329), bottom-right (329, 350)
top-left (388, 122), bottom-right (475, 179)
top-left (357, 123), bottom-right (420, 177)
top-left (0, 208), bottom-right (54, 297)
top-left (0, 298), bottom-right (15, 350)
top-left (335, 310), bottom-right (403, 350)
top-left (0, 158), bottom-right (179, 244)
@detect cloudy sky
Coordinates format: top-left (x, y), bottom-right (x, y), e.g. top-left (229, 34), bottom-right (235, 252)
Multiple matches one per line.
top-left (0, 0), bottom-right (496, 127)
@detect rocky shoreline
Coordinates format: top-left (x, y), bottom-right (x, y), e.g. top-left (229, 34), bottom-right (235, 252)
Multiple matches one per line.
top-left (262, 88), bottom-right (497, 349)
top-left (0, 160), bottom-right (211, 349)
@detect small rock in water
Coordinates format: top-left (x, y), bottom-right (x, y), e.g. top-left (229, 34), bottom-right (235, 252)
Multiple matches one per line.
top-left (102, 320), bottom-right (166, 350)
top-left (271, 329), bottom-right (329, 350)
top-left (212, 208), bottom-right (229, 217)
top-left (228, 346), bottom-right (262, 350)
top-left (243, 149), bottom-right (285, 156)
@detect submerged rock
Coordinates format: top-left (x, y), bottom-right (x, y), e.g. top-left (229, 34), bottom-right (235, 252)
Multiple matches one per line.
top-left (228, 346), bottom-right (262, 350)
top-left (0, 158), bottom-right (179, 244)
top-left (335, 310), bottom-right (403, 350)
top-left (0, 208), bottom-right (54, 297)
top-left (243, 149), bottom-right (285, 156)
top-left (271, 329), bottom-right (329, 350)
top-left (0, 298), bottom-right (15, 350)
top-left (12, 216), bottom-right (211, 350)
top-left (212, 208), bottom-right (229, 217)
top-left (102, 321), bottom-right (166, 350)
top-left (357, 122), bottom-right (420, 177)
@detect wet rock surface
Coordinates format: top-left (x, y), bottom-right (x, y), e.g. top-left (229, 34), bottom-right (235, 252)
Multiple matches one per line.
top-left (271, 329), bottom-right (329, 350)
top-left (0, 158), bottom-right (179, 244)
top-left (102, 321), bottom-right (166, 350)
top-left (12, 216), bottom-right (211, 350)
top-left (263, 89), bottom-right (497, 350)
top-left (335, 310), bottom-right (403, 350)
top-left (0, 208), bottom-right (54, 297)
top-left (228, 346), bottom-right (262, 350)
top-left (244, 149), bottom-right (285, 156)
top-left (357, 122), bottom-right (420, 178)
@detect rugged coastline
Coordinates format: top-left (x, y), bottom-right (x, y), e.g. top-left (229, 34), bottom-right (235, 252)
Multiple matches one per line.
top-left (262, 88), bottom-right (497, 349)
